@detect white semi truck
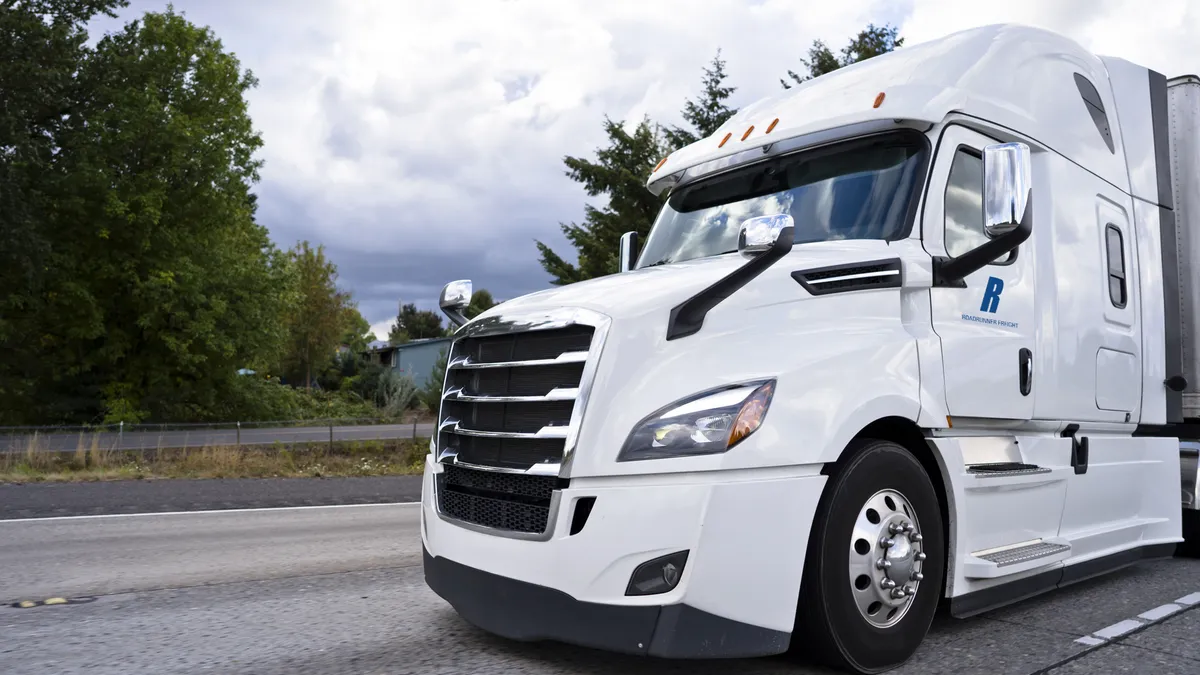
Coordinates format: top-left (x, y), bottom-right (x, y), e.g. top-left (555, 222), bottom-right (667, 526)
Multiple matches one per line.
top-left (419, 23), bottom-right (1200, 673)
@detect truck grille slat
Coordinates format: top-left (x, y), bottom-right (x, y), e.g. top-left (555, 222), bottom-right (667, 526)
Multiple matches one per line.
top-left (436, 465), bottom-right (557, 534)
top-left (434, 320), bottom-right (603, 536)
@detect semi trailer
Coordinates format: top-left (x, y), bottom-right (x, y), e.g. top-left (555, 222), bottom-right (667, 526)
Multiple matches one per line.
top-left (419, 23), bottom-right (1200, 674)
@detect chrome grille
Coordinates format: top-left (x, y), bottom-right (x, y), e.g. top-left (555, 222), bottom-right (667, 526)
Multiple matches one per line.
top-left (433, 309), bottom-right (609, 538)
top-left (438, 324), bottom-right (594, 470)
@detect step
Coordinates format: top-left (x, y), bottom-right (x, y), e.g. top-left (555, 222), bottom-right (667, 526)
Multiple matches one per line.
top-left (967, 462), bottom-right (1051, 478)
top-left (963, 539), bottom-right (1072, 579)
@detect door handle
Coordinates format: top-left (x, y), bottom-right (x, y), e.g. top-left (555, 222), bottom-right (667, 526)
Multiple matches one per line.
top-left (1019, 348), bottom-right (1032, 396)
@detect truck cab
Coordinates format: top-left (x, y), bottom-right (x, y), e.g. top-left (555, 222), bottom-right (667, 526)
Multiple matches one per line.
top-left (419, 23), bottom-right (1200, 673)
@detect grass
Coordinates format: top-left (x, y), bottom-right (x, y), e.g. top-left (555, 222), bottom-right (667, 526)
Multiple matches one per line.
top-left (0, 435), bottom-right (430, 483)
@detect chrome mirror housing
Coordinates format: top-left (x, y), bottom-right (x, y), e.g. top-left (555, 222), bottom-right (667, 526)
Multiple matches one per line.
top-left (983, 142), bottom-right (1032, 238)
top-left (619, 231), bottom-right (639, 272)
top-left (738, 214), bottom-right (795, 257)
top-left (439, 279), bottom-right (472, 328)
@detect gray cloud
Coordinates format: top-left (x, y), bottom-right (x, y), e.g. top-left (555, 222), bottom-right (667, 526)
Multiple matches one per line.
top-left (88, 0), bottom-right (1200, 340)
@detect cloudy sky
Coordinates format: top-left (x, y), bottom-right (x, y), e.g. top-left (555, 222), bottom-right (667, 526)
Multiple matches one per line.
top-left (88, 0), bottom-right (1200, 340)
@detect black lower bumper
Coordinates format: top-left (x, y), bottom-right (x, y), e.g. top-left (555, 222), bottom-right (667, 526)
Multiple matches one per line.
top-left (422, 546), bottom-right (790, 659)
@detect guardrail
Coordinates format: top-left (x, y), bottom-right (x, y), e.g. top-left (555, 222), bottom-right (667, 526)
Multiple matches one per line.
top-left (0, 417), bottom-right (436, 453)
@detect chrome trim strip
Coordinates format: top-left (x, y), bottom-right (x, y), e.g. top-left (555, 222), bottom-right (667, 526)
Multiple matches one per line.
top-left (448, 351), bottom-right (588, 370)
top-left (449, 456), bottom-right (561, 477)
top-left (445, 423), bottom-right (570, 440)
top-left (443, 386), bottom-right (579, 403)
top-left (807, 270), bottom-right (901, 284)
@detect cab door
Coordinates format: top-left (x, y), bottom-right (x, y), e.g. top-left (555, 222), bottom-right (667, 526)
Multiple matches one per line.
top-left (923, 125), bottom-right (1037, 421)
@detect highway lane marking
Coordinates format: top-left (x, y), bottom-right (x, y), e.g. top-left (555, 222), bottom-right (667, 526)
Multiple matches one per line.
top-left (0, 501), bottom-right (420, 523)
top-left (1072, 589), bottom-right (1200, 647)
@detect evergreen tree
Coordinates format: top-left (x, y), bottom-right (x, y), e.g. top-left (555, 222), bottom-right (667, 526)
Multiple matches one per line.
top-left (535, 51), bottom-right (736, 285)
top-left (664, 50), bottom-right (737, 150)
top-left (535, 118), bottom-right (669, 285)
top-left (782, 23), bottom-right (904, 88)
top-left (465, 289), bottom-right (496, 320)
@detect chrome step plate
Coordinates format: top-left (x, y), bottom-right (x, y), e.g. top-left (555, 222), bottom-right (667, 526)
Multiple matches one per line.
top-left (976, 541), bottom-right (1072, 567)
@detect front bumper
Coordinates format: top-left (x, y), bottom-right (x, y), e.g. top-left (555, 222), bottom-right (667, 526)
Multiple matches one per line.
top-left (423, 545), bottom-right (788, 658)
top-left (420, 460), bottom-right (827, 658)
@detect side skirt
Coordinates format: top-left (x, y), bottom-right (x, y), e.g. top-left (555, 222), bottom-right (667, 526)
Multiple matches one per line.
top-left (948, 542), bottom-right (1177, 618)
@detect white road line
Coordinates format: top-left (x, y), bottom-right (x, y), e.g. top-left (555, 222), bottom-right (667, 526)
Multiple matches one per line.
top-left (1091, 619), bottom-right (1144, 640)
top-left (1176, 592), bottom-right (1200, 606)
top-left (1138, 603), bottom-right (1183, 621)
top-left (1073, 589), bottom-right (1200, 648)
top-left (0, 501), bottom-right (420, 523)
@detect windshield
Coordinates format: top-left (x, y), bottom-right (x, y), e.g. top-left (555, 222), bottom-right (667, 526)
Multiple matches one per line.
top-left (637, 132), bottom-right (928, 267)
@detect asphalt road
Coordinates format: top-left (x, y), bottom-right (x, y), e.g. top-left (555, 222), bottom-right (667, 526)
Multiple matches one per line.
top-left (0, 422), bottom-right (436, 452)
top-left (2, 505), bottom-right (1199, 674)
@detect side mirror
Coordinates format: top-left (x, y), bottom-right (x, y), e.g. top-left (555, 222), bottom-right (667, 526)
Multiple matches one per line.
top-left (619, 231), bottom-right (639, 272)
top-left (440, 279), bottom-right (472, 328)
top-left (933, 142), bottom-right (1034, 287)
top-left (983, 142), bottom-right (1032, 238)
top-left (739, 214), bottom-right (795, 257)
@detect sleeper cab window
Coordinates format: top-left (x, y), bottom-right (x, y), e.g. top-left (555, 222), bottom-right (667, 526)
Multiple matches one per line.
top-left (943, 147), bottom-right (1015, 263)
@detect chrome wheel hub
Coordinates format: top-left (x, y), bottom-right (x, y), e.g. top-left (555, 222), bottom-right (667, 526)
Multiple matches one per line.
top-left (848, 488), bottom-right (925, 628)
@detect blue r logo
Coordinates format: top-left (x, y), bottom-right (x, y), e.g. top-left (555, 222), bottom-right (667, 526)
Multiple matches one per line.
top-left (980, 276), bottom-right (1004, 313)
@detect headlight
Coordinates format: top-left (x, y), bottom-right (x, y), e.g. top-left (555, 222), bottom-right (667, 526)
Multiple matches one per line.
top-left (617, 380), bottom-right (775, 462)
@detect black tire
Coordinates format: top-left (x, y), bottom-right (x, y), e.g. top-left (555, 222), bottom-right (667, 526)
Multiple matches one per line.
top-left (789, 438), bottom-right (945, 674)
top-left (1179, 509), bottom-right (1200, 558)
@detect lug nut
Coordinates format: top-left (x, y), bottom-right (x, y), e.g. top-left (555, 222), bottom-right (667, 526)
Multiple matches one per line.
top-left (912, 572), bottom-right (924, 581)
top-left (882, 579), bottom-right (897, 589)
top-left (876, 558), bottom-right (891, 570)
top-left (911, 533), bottom-right (923, 542)
top-left (916, 552), bottom-right (927, 561)
top-left (880, 537), bottom-right (895, 548)
top-left (903, 523), bottom-right (915, 533)
top-left (891, 588), bottom-right (907, 599)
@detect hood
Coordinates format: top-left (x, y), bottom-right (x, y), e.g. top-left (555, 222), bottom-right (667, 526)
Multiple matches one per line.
top-left (465, 239), bottom-right (905, 327)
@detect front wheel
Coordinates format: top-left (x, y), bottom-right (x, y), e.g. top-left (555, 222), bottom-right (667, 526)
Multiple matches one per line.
top-left (790, 438), bottom-right (945, 674)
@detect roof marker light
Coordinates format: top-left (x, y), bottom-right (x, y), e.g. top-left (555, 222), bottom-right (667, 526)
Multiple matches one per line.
top-left (741, 125), bottom-right (755, 141)
top-left (873, 92), bottom-right (886, 108)
top-left (718, 132), bottom-right (732, 148)
top-left (765, 118), bottom-right (779, 134)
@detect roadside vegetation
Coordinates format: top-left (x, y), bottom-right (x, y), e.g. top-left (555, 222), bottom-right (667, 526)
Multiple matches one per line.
top-left (0, 436), bottom-right (430, 483)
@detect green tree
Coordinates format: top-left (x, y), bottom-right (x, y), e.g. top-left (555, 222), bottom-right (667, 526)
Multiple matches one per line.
top-left (664, 50), bottom-right (737, 151)
top-left (1, 5), bottom-right (296, 423)
top-left (535, 50), bottom-right (738, 285)
top-left (0, 0), bottom-right (130, 423)
top-left (340, 306), bottom-right (374, 355)
top-left (535, 117), bottom-right (670, 285)
top-left (782, 23), bottom-right (904, 88)
top-left (281, 241), bottom-right (354, 391)
top-left (465, 288), bottom-right (496, 320)
top-left (389, 303), bottom-right (444, 343)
